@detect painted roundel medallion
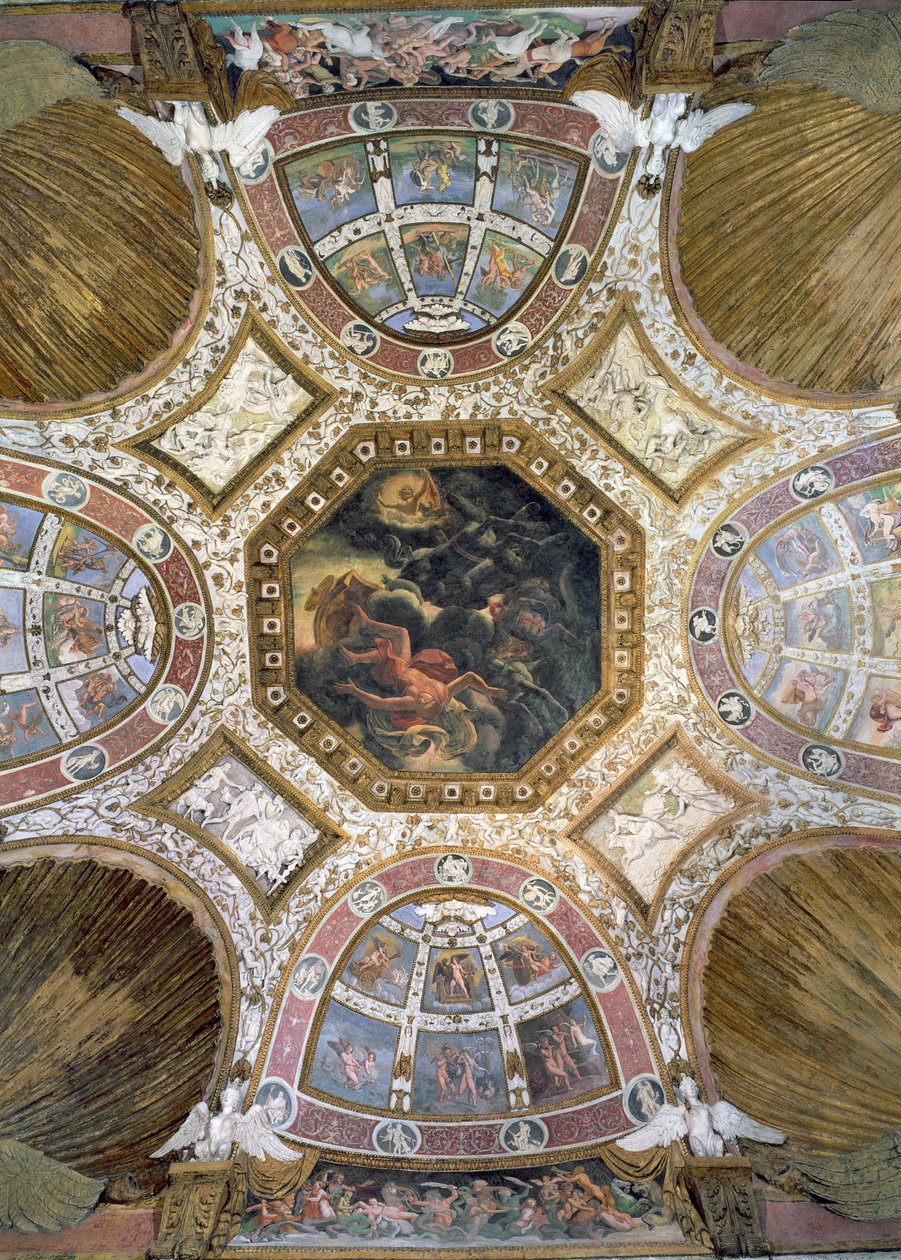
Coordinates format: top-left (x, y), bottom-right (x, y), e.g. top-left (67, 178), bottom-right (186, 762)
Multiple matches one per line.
top-left (0, 456), bottom-right (211, 811)
top-left (248, 420), bottom-right (643, 810)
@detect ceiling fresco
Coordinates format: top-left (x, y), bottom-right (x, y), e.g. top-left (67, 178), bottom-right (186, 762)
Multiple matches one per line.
top-left (255, 852), bottom-right (663, 1164)
top-left (0, 2), bottom-right (899, 1259)
top-left (0, 457), bottom-right (211, 811)
top-left (238, 93), bottom-right (627, 379)
top-left (687, 433), bottom-right (901, 798)
top-left (248, 420), bottom-right (643, 810)
top-left (209, 8), bottom-right (641, 98)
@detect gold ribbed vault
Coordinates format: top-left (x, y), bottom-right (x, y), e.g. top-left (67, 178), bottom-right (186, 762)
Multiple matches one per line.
top-left (701, 845), bottom-right (901, 1154)
top-left (672, 83), bottom-right (901, 398)
top-left (0, 99), bottom-right (202, 406)
top-left (0, 858), bottom-right (222, 1181)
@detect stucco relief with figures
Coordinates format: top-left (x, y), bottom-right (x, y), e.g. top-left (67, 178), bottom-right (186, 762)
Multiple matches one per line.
top-left (0, 8), bottom-right (900, 1253)
top-left (3, 147), bottom-right (896, 1111)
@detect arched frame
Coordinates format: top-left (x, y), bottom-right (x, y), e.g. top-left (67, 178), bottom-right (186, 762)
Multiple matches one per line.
top-left (247, 849), bottom-right (669, 1170)
top-left (680, 827), bottom-right (901, 1103)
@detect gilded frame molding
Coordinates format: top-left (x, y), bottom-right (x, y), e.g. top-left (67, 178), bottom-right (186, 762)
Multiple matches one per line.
top-left (134, 723), bottom-right (346, 923)
top-left (227, 1236), bottom-right (701, 1260)
top-left (118, 306), bottom-right (337, 521)
top-left (563, 724), bottom-right (762, 930)
top-left (246, 418), bottom-right (645, 812)
top-left (541, 290), bottom-right (765, 506)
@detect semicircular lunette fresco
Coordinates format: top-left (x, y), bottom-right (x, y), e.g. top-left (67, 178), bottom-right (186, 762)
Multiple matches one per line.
top-left (251, 852), bottom-right (666, 1166)
top-left (0, 457), bottom-right (211, 811)
top-left (235, 92), bottom-right (629, 381)
top-left (687, 432), bottom-right (901, 800)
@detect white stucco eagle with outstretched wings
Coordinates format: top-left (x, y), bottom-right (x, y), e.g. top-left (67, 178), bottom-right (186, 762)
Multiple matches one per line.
top-left (571, 91), bottom-right (754, 177)
top-left (619, 1075), bottom-right (785, 1157)
top-left (152, 1082), bottom-right (297, 1163)
top-left (117, 101), bottom-right (279, 184)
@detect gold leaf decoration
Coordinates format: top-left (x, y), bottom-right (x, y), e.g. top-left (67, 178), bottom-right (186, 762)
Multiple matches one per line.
top-left (0, 99), bottom-right (202, 406)
top-left (0, 858), bottom-right (223, 1182)
top-left (701, 845), bottom-right (901, 1154)
top-left (673, 83), bottom-right (901, 397)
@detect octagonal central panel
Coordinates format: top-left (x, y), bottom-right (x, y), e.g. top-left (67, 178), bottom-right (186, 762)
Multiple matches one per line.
top-left (249, 422), bottom-right (643, 810)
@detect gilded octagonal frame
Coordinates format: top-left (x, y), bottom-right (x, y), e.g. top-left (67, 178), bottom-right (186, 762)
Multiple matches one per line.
top-left (247, 420), bottom-right (644, 812)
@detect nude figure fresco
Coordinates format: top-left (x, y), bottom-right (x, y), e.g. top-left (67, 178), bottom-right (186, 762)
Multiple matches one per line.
top-left (412, 1030), bottom-right (506, 1114)
top-left (290, 465), bottom-right (602, 776)
top-left (228, 1155), bottom-right (677, 1248)
top-left (210, 9), bottom-right (639, 100)
top-left (307, 1001), bottom-right (397, 1111)
top-left (518, 996), bottom-right (610, 1105)
top-left (493, 922), bottom-right (568, 1003)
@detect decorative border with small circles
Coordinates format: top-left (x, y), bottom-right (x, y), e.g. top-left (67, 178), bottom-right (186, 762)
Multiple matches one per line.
top-left (685, 431), bottom-right (901, 800)
top-left (234, 94), bottom-right (628, 383)
top-left (0, 454), bottom-right (213, 814)
top-left (247, 420), bottom-right (644, 812)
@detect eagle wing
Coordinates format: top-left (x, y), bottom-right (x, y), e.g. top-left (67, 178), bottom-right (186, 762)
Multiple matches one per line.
top-left (234, 1106), bottom-right (299, 1162)
top-left (617, 1102), bottom-right (688, 1151)
top-left (570, 91), bottom-right (648, 151)
top-left (676, 103), bottom-right (754, 152)
top-left (211, 106), bottom-right (280, 170)
top-left (711, 1100), bottom-right (786, 1146)
top-left (151, 1101), bottom-right (209, 1158)
top-left (0, 1140), bottom-right (105, 1234)
top-left (116, 107), bottom-right (187, 166)
top-left (760, 9), bottom-right (901, 116)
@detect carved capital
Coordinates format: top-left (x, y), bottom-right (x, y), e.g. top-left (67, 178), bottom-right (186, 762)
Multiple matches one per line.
top-left (681, 1155), bottom-right (769, 1257)
top-left (125, 1), bottom-right (207, 100)
top-left (148, 1159), bottom-right (235, 1260)
top-left (643, 0), bottom-right (725, 94)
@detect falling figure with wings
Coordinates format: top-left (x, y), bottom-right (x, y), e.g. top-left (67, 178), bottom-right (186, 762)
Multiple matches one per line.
top-left (619, 1076), bottom-right (785, 1157)
top-left (117, 101), bottom-right (280, 195)
top-left (152, 1081), bottom-right (298, 1162)
top-left (377, 469), bottom-right (441, 521)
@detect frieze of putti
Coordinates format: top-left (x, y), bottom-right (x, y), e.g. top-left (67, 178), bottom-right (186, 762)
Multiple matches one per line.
top-left (1, 152), bottom-right (899, 1084)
